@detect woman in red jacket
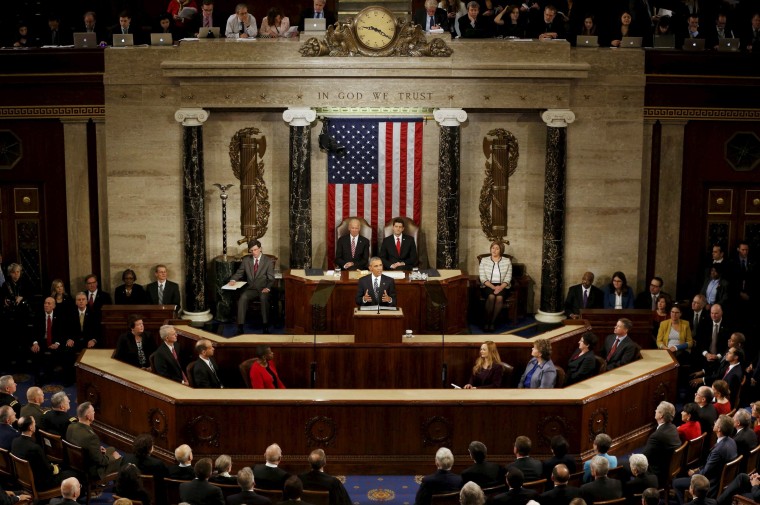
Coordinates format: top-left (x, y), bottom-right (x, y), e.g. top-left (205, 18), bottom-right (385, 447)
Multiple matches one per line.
top-left (250, 345), bottom-right (286, 389)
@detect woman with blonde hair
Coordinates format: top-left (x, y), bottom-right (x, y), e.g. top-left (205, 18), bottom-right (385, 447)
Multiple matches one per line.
top-left (463, 341), bottom-right (504, 389)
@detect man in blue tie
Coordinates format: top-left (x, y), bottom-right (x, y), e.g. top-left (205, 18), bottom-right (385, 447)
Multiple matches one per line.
top-left (356, 257), bottom-right (397, 307)
top-left (413, 0), bottom-right (450, 32)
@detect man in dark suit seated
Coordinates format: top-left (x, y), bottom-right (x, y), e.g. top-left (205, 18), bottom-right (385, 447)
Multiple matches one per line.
top-left (227, 466), bottom-right (271, 505)
top-left (109, 10), bottom-right (145, 45)
top-left (228, 240), bottom-right (275, 334)
top-left (191, 339), bottom-right (223, 389)
top-left (146, 264), bottom-right (181, 309)
top-left (356, 257), bottom-right (397, 307)
top-left (641, 487), bottom-right (661, 505)
top-left (299, 449), bottom-right (351, 505)
top-left (43, 15), bottom-right (73, 46)
top-left (0, 406), bottom-right (17, 451)
top-left (716, 471), bottom-right (759, 505)
top-left (527, 5), bottom-right (566, 40)
top-left (414, 447), bottom-right (462, 505)
top-left (335, 218), bottom-right (370, 271)
top-left (40, 391), bottom-right (77, 437)
top-left (689, 474), bottom-right (717, 505)
top-left (169, 444), bottom-right (196, 480)
top-left (191, 0), bottom-right (227, 37)
top-left (634, 276), bottom-right (671, 310)
top-left (180, 458), bottom-right (225, 505)
top-left (413, 0), bottom-right (450, 32)
top-left (122, 434), bottom-right (169, 497)
top-left (639, 401), bottom-right (681, 487)
top-left (492, 468), bottom-right (538, 505)
top-left (51, 477), bottom-right (82, 505)
top-left (459, 482), bottom-right (485, 505)
top-left (732, 410), bottom-right (757, 474)
top-left (603, 319), bottom-right (637, 370)
top-left (461, 441), bottom-right (505, 489)
top-left (65, 402), bottom-right (122, 481)
top-left (298, 0), bottom-right (336, 32)
top-left (11, 416), bottom-right (72, 490)
top-left (623, 454), bottom-right (658, 499)
top-left (81, 11), bottom-right (108, 45)
top-left (542, 436), bottom-right (577, 479)
top-left (695, 386), bottom-right (718, 434)
top-left (28, 297), bottom-right (66, 384)
top-left (580, 456), bottom-right (623, 504)
top-left (539, 464), bottom-right (580, 505)
top-left (507, 436), bottom-right (542, 482)
top-left (456, 1), bottom-right (492, 38)
top-left (151, 325), bottom-right (188, 385)
top-left (379, 217), bottom-right (418, 271)
top-left (253, 443), bottom-right (290, 491)
top-left (564, 272), bottom-right (603, 319)
top-left (70, 291), bottom-right (102, 350)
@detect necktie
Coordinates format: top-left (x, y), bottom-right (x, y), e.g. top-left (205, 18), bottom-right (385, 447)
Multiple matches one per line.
top-left (46, 314), bottom-right (52, 346)
top-left (158, 284), bottom-right (164, 304)
top-left (374, 277), bottom-right (380, 301)
top-left (254, 258), bottom-right (259, 276)
top-left (351, 237), bottom-right (356, 258)
top-left (582, 289), bottom-right (588, 308)
top-left (396, 237), bottom-right (401, 255)
top-left (652, 294), bottom-right (657, 310)
top-left (742, 259), bottom-right (747, 271)
top-left (693, 313), bottom-right (699, 329)
top-left (606, 338), bottom-right (620, 361)
top-left (88, 293), bottom-right (94, 307)
top-left (710, 323), bottom-right (719, 354)
top-left (122, 27), bottom-right (127, 34)
top-left (171, 347), bottom-right (189, 383)
top-left (204, 16), bottom-right (211, 27)
top-left (79, 312), bottom-right (85, 331)
top-left (723, 366), bottom-right (731, 379)
top-left (429, 15), bottom-right (435, 29)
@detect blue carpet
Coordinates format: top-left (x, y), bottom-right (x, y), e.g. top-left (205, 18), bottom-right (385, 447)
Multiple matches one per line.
top-left (342, 475), bottom-right (422, 505)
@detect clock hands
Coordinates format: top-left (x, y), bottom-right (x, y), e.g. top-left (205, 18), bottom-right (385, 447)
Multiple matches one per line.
top-left (359, 25), bottom-right (392, 39)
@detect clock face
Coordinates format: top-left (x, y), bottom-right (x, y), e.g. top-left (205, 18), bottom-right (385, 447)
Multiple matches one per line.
top-left (354, 7), bottom-right (397, 50)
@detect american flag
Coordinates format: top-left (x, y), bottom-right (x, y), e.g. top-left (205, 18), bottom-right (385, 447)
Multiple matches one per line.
top-left (326, 118), bottom-right (423, 268)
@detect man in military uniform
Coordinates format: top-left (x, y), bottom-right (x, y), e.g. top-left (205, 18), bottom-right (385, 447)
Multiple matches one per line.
top-left (0, 376), bottom-right (20, 419)
top-left (40, 392), bottom-right (77, 437)
top-left (20, 387), bottom-right (45, 427)
top-left (66, 402), bottom-right (122, 479)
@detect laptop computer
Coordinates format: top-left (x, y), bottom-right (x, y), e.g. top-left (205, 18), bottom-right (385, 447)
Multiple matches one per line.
top-left (112, 34), bottom-right (134, 47)
top-left (652, 34), bottom-right (675, 49)
top-left (150, 33), bottom-right (173, 46)
top-left (576, 35), bottom-right (598, 47)
top-left (718, 38), bottom-right (740, 51)
top-left (620, 36), bottom-right (643, 48)
top-left (304, 18), bottom-right (327, 32)
top-left (73, 32), bottom-right (98, 48)
top-left (198, 27), bottom-right (220, 38)
top-left (682, 38), bottom-right (705, 51)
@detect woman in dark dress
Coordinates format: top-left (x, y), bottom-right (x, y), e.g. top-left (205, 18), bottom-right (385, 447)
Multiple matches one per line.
top-left (50, 279), bottom-right (74, 314)
top-left (114, 314), bottom-right (157, 369)
top-left (493, 5), bottom-right (526, 38)
top-left (116, 463), bottom-right (152, 505)
top-left (114, 268), bottom-right (148, 305)
top-left (464, 341), bottom-right (505, 389)
top-left (566, 331), bottom-right (597, 385)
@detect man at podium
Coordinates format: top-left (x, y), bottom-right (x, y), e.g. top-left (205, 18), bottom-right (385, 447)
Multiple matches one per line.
top-left (356, 257), bottom-right (397, 307)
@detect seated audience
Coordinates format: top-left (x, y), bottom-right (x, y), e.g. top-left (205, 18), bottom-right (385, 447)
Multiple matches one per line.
top-left (211, 454), bottom-right (237, 485)
top-left (695, 386), bottom-right (718, 434)
top-left (462, 441), bottom-right (506, 488)
top-left (0, 405), bottom-right (18, 450)
top-left (44, 14), bottom-right (72, 46)
top-left (192, 339), bottom-right (223, 389)
top-left (12, 23), bottom-right (34, 48)
top-left (564, 272), bottom-right (603, 319)
top-left (717, 471), bottom-right (760, 505)
top-left (464, 341), bottom-right (504, 389)
top-left (250, 345), bottom-right (285, 389)
top-left (297, 0), bottom-right (336, 32)
top-left (479, 241), bottom-right (512, 332)
top-left (656, 304), bottom-right (693, 364)
top-left (540, 464), bottom-right (580, 505)
top-left (602, 271), bottom-right (634, 309)
top-left (528, 5), bottom-right (566, 40)
top-left (414, 447), bottom-right (462, 505)
top-left (81, 11), bottom-right (108, 44)
top-left (51, 278), bottom-right (74, 313)
top-left (492, 467), bottom-right (538, 505)
top-left (115, 269), bottom-right (148, 305)
top-left (180, 458), bottom-right (225, 505)
top-left (678, 403), bottom-right (702, 443)
top-left (439, 0), bottom-right (467, 35)
top-left (651, 296), bottom-right (670, 338)
top-left (493, 5), bottom-right (526, 38)
top-left (654, 15), bottom-right (673, 36)
top-left (623, 454), bottom-right (658, 499)
top-left (52, 477), bottom-right (81, 505)
top-left (227, 466), bottom-right (271, 505)
top-left (12, 416), bottom-right (72, 490)
top-left (299, 449), bottom-right (352, 505)
top-left (281, 475), bottom-right (307, 504)
top-left (110, 11), bottom-right (145, 45)
top-left (40, 391), bottom-right (77, 437)
top-left (641, 487), bottom-right (660, 505)
top-left (0, 375), bottom-right (20, 419)
top-left (542, 436), bottom-right (577, 479)
top-left (169, 444), bottom-right (196, 480)
top-left (607, 10), bottom-right (642, 47)
top-left (460, 482), bottom-right (485, 505)
top-left (151, 325), bottom-right (187, 385)
top-left (192, 0), bottom-right (226, 36)
top-left (741, 13), bottom-right (759, 52)
top-left (20, 386), bottom-right (44, 429)
top-left (706, 12), bottom-right (736, 49)
top-left (253, 443), bottom-right (290, 491)
top-left (603, 318), bottom-right (637, 370)
top-left (456, 3), bottom-right (492, 40)
top-left (583, 434), bottom-right (616, 483)
top-left (752, 402), bottom-right (760, 442)
top-left (566, 332), bottom-right (597, 386)
top-left (122, 434), bottom-right (169, 486)
top-left (711, 380), bottom-right (731, 416)
top-left (580, 456), bottom-right (622, 503)
top-left (580, 14), bottom-right (597, 36)
top-left (413, 0), bottom-right (450, 33)
top-left (225, 3), bottom-right (258, 39)
top-left (635, 401), bottom-right (680, 488)
top-left (733, 409), bottom-right (757, 473)
top-left (115, 314), bottom-right (157, 369)
top-left (519, 338), bottom-right (557, 389)
top-left (508, 436), bottom-right (542, 481)
top-left (259, 8), bottom-right (290, 37)
top-left (116, 463), bottom-right (152, 505)
top-left (66, 402), bottom-right (122, 480)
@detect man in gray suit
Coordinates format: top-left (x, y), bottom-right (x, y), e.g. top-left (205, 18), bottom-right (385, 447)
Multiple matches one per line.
top-left (229, 240), bottom-right (274, 334)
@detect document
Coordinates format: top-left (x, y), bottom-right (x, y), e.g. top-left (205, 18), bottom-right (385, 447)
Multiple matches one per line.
top-left (222, 281), bottom-right (247, 290)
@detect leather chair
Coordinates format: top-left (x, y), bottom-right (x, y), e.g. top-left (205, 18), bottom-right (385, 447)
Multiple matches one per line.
top-left (554, 366), bottom-right (566, 388)
top-left (685, 432), bottom-right (707, 470)
top-left (239, 358), bottom-right (255, 388)
top-left (383, 217), bottom-right (424, 268)
top-left (719, 455), bottom-right (743, 494)
top-left (335, 216), bottom-right (373, 258)
top-left (62, 439), bottom-right (120, 505)
top-left (523, 478), bottom-right (547, 494)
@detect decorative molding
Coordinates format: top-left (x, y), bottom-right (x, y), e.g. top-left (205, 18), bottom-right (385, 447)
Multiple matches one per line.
top-left (0, 105), bottom-right (105, 119)
top-left (541, 109), bottom-right (576, 128)
top-left (147, 408), bottom-right (168, 441)
top-left (434, 108), bottom-right (468, 127)
top-left (83, 383), bottom-right (101, 408)
top-left (421, 416), bottom-right (452, 447)
top-left (644, 107), bottom-right (760, 121)
top-left (174, 108), bottom-right (209, 127)
top-left (536, 415), bottom-right (571, 449)
top-left (185, 415), bottom-right (220, 447)
top-left (305, 416), bottom-right (338, 446)
top-left (316, 106), bottom-right (433, 117)
top-left (283, 108), bottom-right (316, 127)
top-left (588, 407), bottom-right (609, 443)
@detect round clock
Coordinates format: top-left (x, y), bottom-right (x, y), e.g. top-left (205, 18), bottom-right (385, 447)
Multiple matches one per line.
top-left (354, 6), bottom-right (397, 51)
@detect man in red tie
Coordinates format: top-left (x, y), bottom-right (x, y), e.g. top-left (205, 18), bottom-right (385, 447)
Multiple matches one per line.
top-left (379, 217), bottom-right (418, 271)
top-left (83, 274), bottom-right (112, 317)
top-left (603, 318), bottom-right (637, 370)
top-left (29, 297), bottom-right (64, 385)
top-left (228, 240), bottom-right (275, 335)
top-left (150, 325), bottom-right (189, 384)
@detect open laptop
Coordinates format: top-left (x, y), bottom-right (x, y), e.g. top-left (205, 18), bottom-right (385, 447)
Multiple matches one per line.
top-left (304, 18), bottom-right (327, 32)
top-left (682, 38), bottom-right (705, 51)
top-left (73, 32), bottom-right (98, 48)
top-left (718, 38), bottom-right (740, 51)
top-left (576, 35), bottom-right (598, 47)
top-left (150, 33), bottom-right (173, 46)
top-left (112, 34), bottom-right (134, 47)
top-left (620, 36), bottom-right (643, 48)
top-left (198, 27), bottom-right (220, 38)
top-left (652, 34), bottom-right (675, 49)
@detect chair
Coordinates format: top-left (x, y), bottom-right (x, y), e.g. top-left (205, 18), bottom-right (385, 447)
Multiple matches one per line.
top-left (594, 355), bottom-right (607, 374)
top-left (719, 455), bottom-right (743, 494)
top-left (593, 498), bottom-right (626, 505)
top-left (567, 469), bottom-right (585, 488)
top-left (482, 485), bottom-right (507, 497)
top-left (0, 447), bottom-right (15, 484)
top-left (186, 361), bottom-right (196, 388)
top-left (164, 477), bottom-right (189, 505)
top-left (554, 366), bottom-right (566, 388)
top-left (10, 453), bottom-right (61, 502)
top-left (665, 440), bottom-right (688, 496)
top-left (383, 217), bottom-right (425, 268)
top-left (254, 488), bottom-right (284, 502)
top-left (523, 479), bottom-right (547, 494)
top-left (335, 216), bottom-right (373, 258)
top-left (607, 465), bottom-right (624, 480)
top-left (500, 362), bottom-right (514, 388)
top-left (476, 253), bottom-right (519, 323)
top-left (745, 443), bottom-right (760, 474)
top-left (430, 490), bottom-right (460, 505)
top-left (38, 429), bottom-right (64, 464)
top-left (631, 489), bottom-right (663, 505)
top-left (149, 352), bottom-right (157, 373)
top-left (685, 432), bottom-right (707, 469)
top-left (139, 474), bottom-right (156, 505)
top-left (62, 439), bottom-right (119, 505)
top-left (210, 482), bottom-right (240, 498)
top-left (239, 358), bottom-right (255, 388)
top-left (302, 489), bottom-right (330, 505)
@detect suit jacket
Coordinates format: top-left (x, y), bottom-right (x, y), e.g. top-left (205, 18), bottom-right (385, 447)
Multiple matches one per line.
top-left (602, 287), bottom-right (635, 309)
top-left (180, 479), bottom-right (225, 505)
top-left (412, 8), bottom-right (450, 31)
top-left (65, 422), bottom-right (114, 480)
top-left (715, 364), bottom-right (743, 404)
top-left (698, 404), bottom-right (718, 434)
top-left (68, 307), bottom-right (102, 348)
top-left (518, 358), bottom-right (557, 389)
top-left (151, 344), bottom-right (185, 384)
top-left (335, 234), bottom-right (370, 270)
top-left (624, 471), bottom-right (658, 498)
top-left (508, 457), bottom-right (543, 482)
top-left (114, 284), bottom-right (148, 305)
top-left (169, 464), bottom-right (196, 480)
top-left (542, 455), bottom-right (577, 480)
top-left (108, 24), bottom-right (145, 45)
top-left (0, 424), bottom-right (17, 451)
top-left (456, 14), bottom-right (492, 38)
top-left (146, 280), bottom-right (181, 308)
top-left (122, 453), bottom-right (169, 479)
top-left (85, 290), bottom-right (112, 314)
top-left (297, 8), bottom-right (336, 31)
top-left (40, 409), bottom-right (77, 438)
top-left (379, 234), bottom-right (418, 270)
top-left (564, 284), bottom-right (603, 317)
top-left (695, 320), bottom-right (732, 359)
top-left (461, 461), bottom-right (505, 488)
top-left (192, 358), bottom-right (223, 388)
top-left (190, 11), bottom-right (227, 36)
top-left (250, 361), bottom-right (285, 389)
top-left (114, 331), bottom-right (158, 368)
top-left (227, 490), bottom-right (272, 505)
top-left (566, 350), bottom-right (596, 385)
top-left (491, 487), bottom-right (538, 505)
top-left (689, 309), bottom-right (712, 335)
top-left (580, 476), bottom-right (623, 503)
top-left (253, 464), bottom-right (290, 490)
top-left (414, 469), bottom-right (462, 505)
top-left (656, 319), bottom-right (693, 351)
top-left (641, 422), bottom-right (681, 486)
top-left (231, 255), bottom-right (275, 291)
top-left (15, 434), bottom-right (62, 489)
top-left (31, 310), bottom-right (66, 349)
top-left (539, 484), bottom-right (581, 505)
top-left (733, 428), bottom-right (758, 472)
top-left (634, 290), bottom-right (672, 310)
top-left (603, 335), bottom-right (637, 370)
top-left (355, 274), bottom-right (397, 307)
top-left (700, 437), bottom-right (738, 496)
top-left (298, 470), bottom-right (352, 505)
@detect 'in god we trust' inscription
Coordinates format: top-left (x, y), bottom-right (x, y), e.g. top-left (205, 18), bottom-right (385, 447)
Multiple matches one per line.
top-left (316, 91), bottom-right (434, 101)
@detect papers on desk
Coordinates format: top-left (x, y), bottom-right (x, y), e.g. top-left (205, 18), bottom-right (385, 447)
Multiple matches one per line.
top-left (222, 281), bottom-right (247, 290)
top-left (429, 28), bottom-right (445, 34)
top-left (384, 271), bottom-right (406, 279)
top-left (451, 383), bottom-right (461, 389)
top-left (359, 305), bottom-right (398, 311)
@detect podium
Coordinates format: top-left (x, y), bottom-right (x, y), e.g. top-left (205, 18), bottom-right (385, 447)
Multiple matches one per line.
top-left (353, 308), bottom-right (405, 343)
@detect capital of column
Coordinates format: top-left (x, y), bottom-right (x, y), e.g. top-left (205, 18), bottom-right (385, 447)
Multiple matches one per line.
top-left (283, 108), bottom-right (316, 127)
top-left (541, 109), bottom-right (576, 128)
top-left (434, 108), bottom-right (468, 127)
top-left (175, 108), bottom-right (209, 127)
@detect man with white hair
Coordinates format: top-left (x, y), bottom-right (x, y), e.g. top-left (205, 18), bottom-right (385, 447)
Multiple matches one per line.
top-left (50, 477), bottom-right (80, 505)
top-left (624, 454), bottom-right (658, 499)
top-left (415, 447), bottom-right (462, 505)
top-left (40, 392), bottom-right (76, 437)
top-left (460, 481), bottom-right (485, 505)
top-left (412, 0), bottom-right (450, 32)
top-left (640, 401), bottom-right (681, 487)
top-left (169, 444), bottom-right (195, 480)
top-left (580, 456), bottom-right (623, 503)
top-left (227, 466), bottom-right (270, 505)
top-left (253, 443), bottom-right (290, 490)
top-left (733, 409), bottom-right (758, 473)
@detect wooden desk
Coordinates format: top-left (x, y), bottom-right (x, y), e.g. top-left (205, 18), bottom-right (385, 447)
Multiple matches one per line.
top-left (100, 305), bottom-right (179, 348)
top-left (353, 308), bottom-right (405, 343)
top-left (579, 309), bottom-right (656, 350)
top-left (284, 270), bottom-right (468, 335)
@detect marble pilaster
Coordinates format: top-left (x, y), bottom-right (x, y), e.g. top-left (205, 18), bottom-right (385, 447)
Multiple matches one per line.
top-left (536, 109), bottom-right (575, 324)
top-left (433, 108), bottom-right (467, 269)
top-left (283, 108), bottom-right (316, 269)
top-left (175, 108), bottom-right (212, 322)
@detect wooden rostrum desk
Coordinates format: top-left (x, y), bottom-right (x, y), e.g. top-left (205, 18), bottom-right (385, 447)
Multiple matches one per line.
top-left (76, 324), bottom-right (677, 475)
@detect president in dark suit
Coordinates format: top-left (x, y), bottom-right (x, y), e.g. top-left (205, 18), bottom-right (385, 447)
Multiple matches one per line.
top-left (146, 264), bottom-right (181, 308)
top-left (413, 0), bottom-right (450, 32)
top-left (580, 457), bottom-right (623, 504)
top-left (564, 272), bottom-right (603, 318)
top-left (379, 217), bottom-right (418, 270)
top-left (253, 444), bottom-right (290, 491)
top-left (299, 449), bottom-right (352, 505)
top-left (297, 0), bottom-right (336, 32)
top-left (539, 464), bottom-right (580, 505)
top-left (226, 467), bottom-right (271, 505)
top-left (229, 240), bottom-right (275, 334)
top-left (151, 325), bottom-right (187, 384)
top-left (180, 458), bottom-right (225, 505)
top-left (603, 319), bottom-right (637, 370)
top-left (356, 257), bottom-right (397, 307)
top-left (335, 218), bottom-right (370, 271)
top-left (414, 447), bottom-right (462, 505)
top-left (191, 339), bottom-right (223, 389)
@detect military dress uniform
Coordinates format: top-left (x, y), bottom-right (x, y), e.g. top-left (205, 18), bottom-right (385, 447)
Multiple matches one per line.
top-left (0, 392), bottom-right (20, 418)
top-left (40, 409), bottom-right (77, 437)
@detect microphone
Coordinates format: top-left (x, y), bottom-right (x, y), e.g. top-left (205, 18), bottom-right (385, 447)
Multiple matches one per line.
top-left (377, 282), bottom-right (383, 314)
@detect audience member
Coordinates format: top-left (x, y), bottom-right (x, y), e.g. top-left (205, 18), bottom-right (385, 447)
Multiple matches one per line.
top-left (623, 454), bottom-right (658, 499)
top-left (638, 401), bottom-right (681, 487)
top-left (456, 2), bottom-right (492, 38)
top-left (656, 304), bottom-right (693, 364)
top-left (122, 434), bottom-right (169, 485)
top-left (492, 467), bottom-right (538, 505)
top-left (40, 391), bottom-right (77, 437)
top-left (43, 14), bottom-right (72, 46)
top-left (51, 278), bottom-right (74, 313)
top-left (169, 444), bottom-right (196, 480)
top-left (0, 375), bottom-right (20, 418)
top-left (0, 405), bottom-right (18, 450)
top-left (539, 464), bottom-right (580, 505)
top-left (566, 332), bottom-right (597, 386)
top-left (580, 14), bottom-right (597, 36)
top-left (732, 409), bottom-right (757, 473)
top-left (564, 272), bottom-right (603, 319)
top-left (716, 471), bottom-right (758, 505)
top-left (701, 264), bottom-right (729, 308)
top-left (607, 10), bottom-right (642, 47)
top-left (299, 449), bottom-right (352, 505)
top-left (542, 436), bottom-right (577, 479)
top-left (116, 463), bottom-right (152, 505)
top-left (51, 477), bottom-right (81, 505)
top-left (259, 8), bottom-right (291, 38)
top-left (518, 339), bottom-right (557, 389)
top-left (155, 12), bottom-right (182, 41)
top-left (413, 0), bottom-right (450, 33)
top-left (743, 13), bottom-right (760, 52)
top-left (81, 11), bottom-right (107, 44)
top-left (602, 272), bottom-right (634, 309)
top-left (147, 264), bottom-right (181, 308)
top-left (109, 10), bottom-right (144, 44)
top-left (180, 458), bottom-right (225, 505)
top-left (192, 339), bottom-right (223, 388)
top-left (192, 0), bottom-right (226, 36)
top-left (228, 466), bottom-right (271, 505)
top-left (583, 434), bottom-right (616, 483)
top-left (167, 0), bottom-right (198, 34)
top-left (297, 0), bottom-right (336, 32)
top-left (84, 273), bottom-right (112, 314)
top-left (66, 402), bottom-right (123, 480)
top-left (706, 12), bottom-right (736, 49)
top-left (695, 386), bottom-right (718, 434)
top-left (460, 481), bottom-right (485, 505)
top-left (20, 386), bottom-right (44, 430)
top-left (479, 241), bottom-right (512, 332)
top-left (462, 440), bottom-right (506, 488)
top-left (334, 218), bottom-right (370, 271)
top-left (253, 443), bottom-right (290, 491)
top-left (70, 291), bottom-right (101, 354)
top-left (711, 379), bottom-right (731, 416)
top-left (281, 475), bottom-right (308, 505)
top-left (603, 319), bottom-right (637, 370)
top-left (225, 3), bottom-right (258, 38)
top-left (508, 436), bottom-right (543, 481)
top-left (678, 403), bottom-right (702, 443)
top-left (151, 325), bottom-right (188, 385)
top-left (414, 447), bottom-right (462, 505)
top-left (250, 345), bottom-right (285, 389)
top-left (379, 217), bottom-right (418, 271)
top-left (464, 341), bottom-right (504, 389)
top-left (211, 454), bottom-right (237, 485)
top-left (29, 297), bottom-right (65, 384)
top-left (115, 269), bottom-right (148, 305)
top-left (580, 456), bottom-right (622, 503)
top-left (115, 315), bottom-right (157, 370)
top-left (493, 5), bottom-right (526, 38)
top-left (439, 0), bottom-right (467, 35)
top-left (641, 487), bottom-right (660, 505)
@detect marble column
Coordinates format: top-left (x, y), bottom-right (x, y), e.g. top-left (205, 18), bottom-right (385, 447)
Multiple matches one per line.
top-left (536, 109), bottom-right (575, 324)
top-left (175, 108), bottom-right (212, 322)
top-left (283, 108), bottom-right (316, 269)
top-left (433, 108), bottom-right (467, 269)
